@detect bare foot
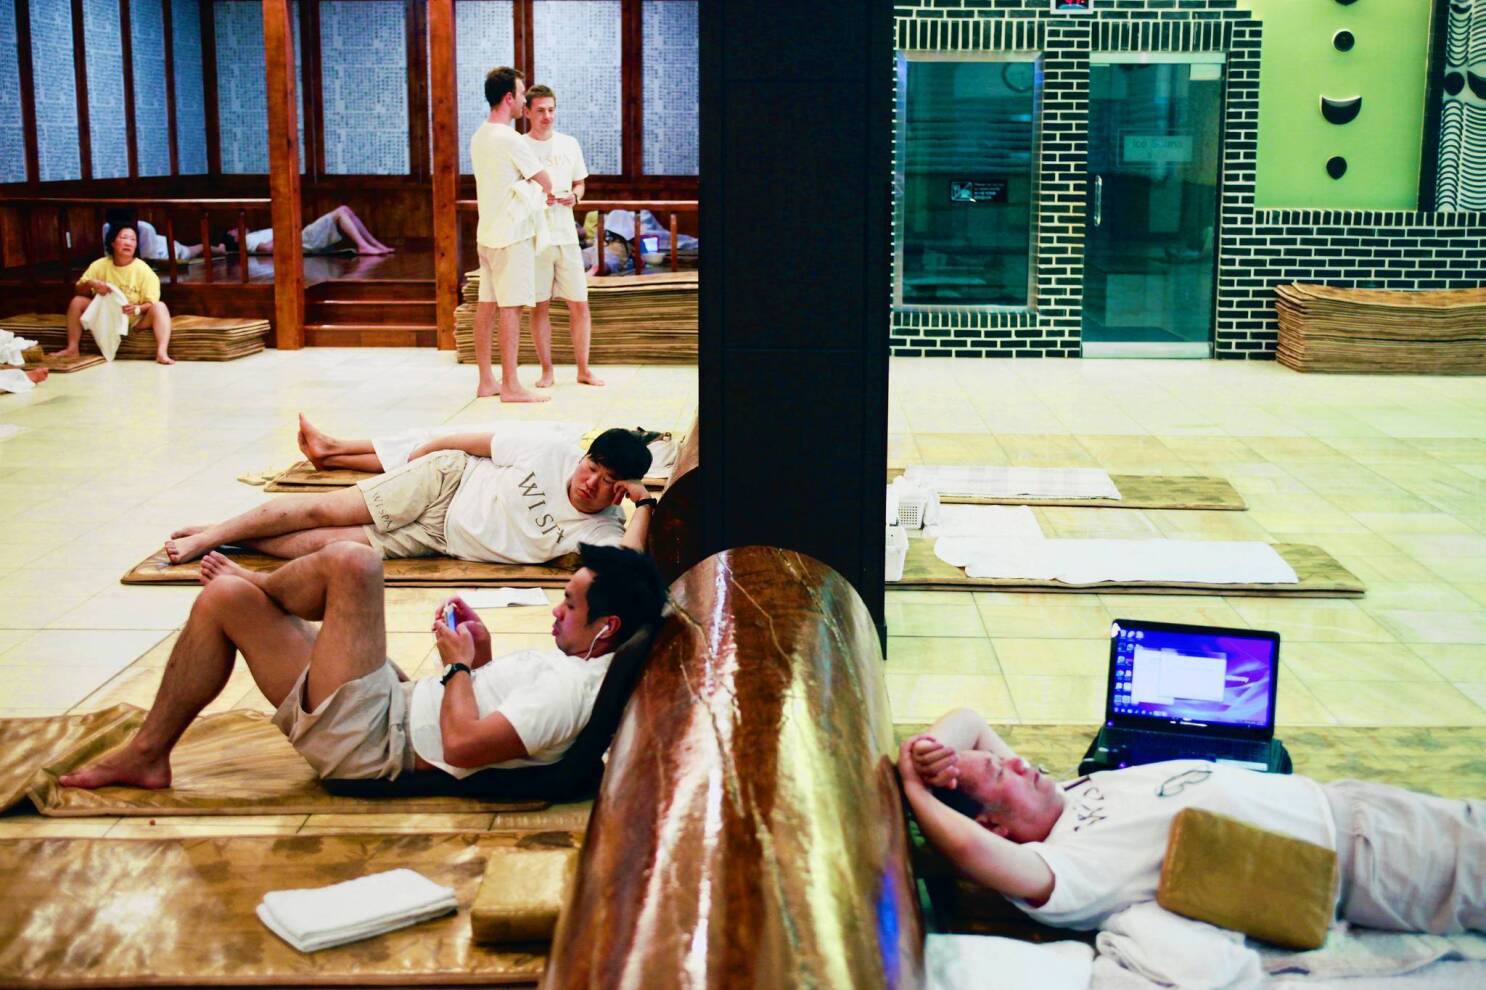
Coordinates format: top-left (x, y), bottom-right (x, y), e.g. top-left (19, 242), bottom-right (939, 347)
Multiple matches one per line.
top-left (25, 368), bottom-right (49, 384)
top-left (577, 371), bottom-right (606, 387)
top-left (156, 352), bottom-right (176, 365)
top-left (50, 347), bottom-right (81, 359)
top-left (59, 746), bottom-right (171, 790)
top-left (165, 533), bottom-right (213, 564)
top-left (297, 413), bottom-right (335, 468)
top-left (535, 372), bottom-right (556, 388)
top-left (500, 384), bottom-right (551, 404)
top-left (170, 525), bottom-right (207, 539)
top-left (199, 550), bottom-right (266, 589)
top-left (476, 376), bottom-right (501, 398)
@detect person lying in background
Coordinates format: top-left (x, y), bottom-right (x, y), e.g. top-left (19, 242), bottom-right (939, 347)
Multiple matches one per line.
top-left (102, 211), bottom-right (220, 262)
top-left (222, 206), bottom-right (394, 256)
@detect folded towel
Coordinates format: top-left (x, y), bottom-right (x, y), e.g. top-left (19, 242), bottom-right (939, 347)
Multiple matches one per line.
top-left (80, 286), bottom-right (130, 361)
top-left (0, 368), bottom-right (36, 394)
top-left (924, 504), bottom-right (1045, 540)
top-left (0, 330), bottom-right (38, 366)
top-left (934, 537), bottom-right (1299, 586)
top-left (1096, 902), bottom-right (1261, 990)
top-left (257, 868), bottom-right (458, 953)
top-left (927, 933), bottom-right (1094, 990)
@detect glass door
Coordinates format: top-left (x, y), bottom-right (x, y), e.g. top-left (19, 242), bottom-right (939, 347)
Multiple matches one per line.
top-left (1082, 55), bottom-right (1223, 357)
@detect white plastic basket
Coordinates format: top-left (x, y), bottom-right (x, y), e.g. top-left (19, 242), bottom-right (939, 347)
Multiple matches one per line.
top-left (885, 524), bottom-right (909, 582)
top-left (896, 494), bottom-right (929, 530)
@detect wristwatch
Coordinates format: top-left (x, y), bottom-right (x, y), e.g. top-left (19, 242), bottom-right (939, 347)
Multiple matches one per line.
top-left (440, 662), bottom-right (471, 686)
top-left (635, 497), bottom-right (659, 510)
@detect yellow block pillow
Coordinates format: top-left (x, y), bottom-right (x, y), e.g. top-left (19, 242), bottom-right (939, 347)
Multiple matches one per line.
top-left (470, 847), bottom-right (579, 944)
top-left (1157, 807), bottom-right (1337, 950)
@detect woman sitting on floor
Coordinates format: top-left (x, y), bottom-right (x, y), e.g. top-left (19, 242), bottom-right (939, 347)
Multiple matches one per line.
top-left (52, 222), bottom-right (174, 365)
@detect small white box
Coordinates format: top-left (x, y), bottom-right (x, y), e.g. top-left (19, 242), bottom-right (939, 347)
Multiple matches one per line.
top-left (885, 524), bottom-right (909, 582)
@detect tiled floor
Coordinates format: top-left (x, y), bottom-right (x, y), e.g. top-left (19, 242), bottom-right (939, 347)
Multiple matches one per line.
top-left (2, 352), bottom-right (1484, 838)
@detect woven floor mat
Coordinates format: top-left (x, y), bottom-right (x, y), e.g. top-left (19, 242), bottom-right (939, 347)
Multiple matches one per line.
top-left (887, 469), bottom-right (1246, 510)
top-left (0, 704), bottom-right (561, 817)
top-left (892, 540), bottom-right (1365, 596)
top-left (1, 313), bottom-right (269, 361)
top-left (18, 348), bottom-right (107, 373)
top-left (0, 831), bottom-right (556, 987)
top-left (262, 459), bottom-right (669, 494)
top-left (121, 547), bottom-right (578, 587)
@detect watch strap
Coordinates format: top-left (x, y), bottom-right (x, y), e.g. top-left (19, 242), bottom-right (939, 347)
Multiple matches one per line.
top-left (635, 497), bottom-right (659, 510)
top-left (440, 662), bottom-right (471, 686)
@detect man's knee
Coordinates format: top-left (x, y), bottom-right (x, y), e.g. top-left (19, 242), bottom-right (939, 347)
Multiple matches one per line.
top-left (194, 575), bottom-right (263, 616)
top-left (316, 541), bottom-right (382, 582)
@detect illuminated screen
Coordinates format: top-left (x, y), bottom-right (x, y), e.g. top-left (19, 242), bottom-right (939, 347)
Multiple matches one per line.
top-left (1110, 624), bottom-right (1275, 729)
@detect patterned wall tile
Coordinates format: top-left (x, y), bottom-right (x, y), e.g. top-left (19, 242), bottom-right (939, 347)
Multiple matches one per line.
top-left (456, 0), bottom-right (513, 175)
top-left (0, 0), bottom-right (26, 183)
top-left (642, 0), bottom-right (696, 175)
top-left (172, 0), bottom-right (208, 173)
top-left (214, 0), bottom-right (304, 174)
top-left (131, 0), bottom-right (172, 176)
top-left (533, 0), bottom-right (620, 174)
top-left (320, 0), bottom-right (408, 174)
top-left (30, 0), bottom-right (81, 182)
top-left (83, 0), bottom-right (129, 178)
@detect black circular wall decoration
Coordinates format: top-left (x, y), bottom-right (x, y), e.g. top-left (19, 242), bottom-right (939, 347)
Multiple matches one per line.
top-left (1445, 71), bottom-right (1466, 96)
top-left (1327, 156), bottom-right (1348, 179)
top-left (1470, 70), bottom-right (1486, 100)
top-left (1320, 95), bottom-right (1363, 124)
top-left (1333, 30), bottom-right (1354, 52)
top-left (1335, 0), bottom-right (1357, 6)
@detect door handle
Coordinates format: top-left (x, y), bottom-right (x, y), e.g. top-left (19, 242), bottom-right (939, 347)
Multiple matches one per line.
top-left (1093, 175), bottom-right (1103, 227)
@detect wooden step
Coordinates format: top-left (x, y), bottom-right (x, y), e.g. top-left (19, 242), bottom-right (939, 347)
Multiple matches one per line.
top-left (304, 299), bottom-right (437, 324)
top-left (305, 278), bottom-right (435, 302)
top-left (303, 323), bottom-right (438, 347)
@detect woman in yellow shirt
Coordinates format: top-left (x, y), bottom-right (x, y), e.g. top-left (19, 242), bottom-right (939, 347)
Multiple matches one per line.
top-left (55, 223), bottom-right (174, 364)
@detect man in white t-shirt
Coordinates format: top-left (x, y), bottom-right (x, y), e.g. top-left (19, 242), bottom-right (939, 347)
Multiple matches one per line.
top-left (902, 707), bottom-right (1486, 935)
top-left (522, 85), bottom-right (603, 389)
top-left (60, 541), bottom-right (667, 790)
top-left (163, 428), bottom-right (658, 565)
top-left (471, 66), bottom-right (554, 403)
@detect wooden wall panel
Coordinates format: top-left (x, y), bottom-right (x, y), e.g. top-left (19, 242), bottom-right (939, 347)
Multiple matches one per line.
top-left (263, 0), bottom-right (305, 349)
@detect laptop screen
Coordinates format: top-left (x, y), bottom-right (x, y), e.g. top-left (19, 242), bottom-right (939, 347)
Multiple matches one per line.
top-left (1107, 619), bottom-right (1280, 735)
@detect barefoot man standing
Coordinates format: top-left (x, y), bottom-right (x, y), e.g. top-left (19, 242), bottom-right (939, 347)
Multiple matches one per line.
top-left (471, 66), bottom-right (553, 402)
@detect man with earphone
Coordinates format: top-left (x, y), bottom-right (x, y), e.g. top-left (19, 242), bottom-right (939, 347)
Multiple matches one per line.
top-left (60, 541), bottom-right (666, 792)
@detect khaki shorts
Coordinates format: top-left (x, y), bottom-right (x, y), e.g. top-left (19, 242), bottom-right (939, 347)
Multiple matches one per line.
top-left (271, 661), bottom-right (416, 780)
top-left (301, 211), bottom-right (343, 253)
top-left (477, 240), bottom-right (535, 307)
top-left (534, 243), bottom-right (588, 303)
top-left (357, 450), bottom-right (469, 558)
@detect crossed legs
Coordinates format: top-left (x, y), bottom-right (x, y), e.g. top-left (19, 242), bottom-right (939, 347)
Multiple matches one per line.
top-left (166, 483), bottom-right (374, 564)
top-left (330, 206), bottom-right (393, 255)
top-left (60, 543), bottom-right (388, 790)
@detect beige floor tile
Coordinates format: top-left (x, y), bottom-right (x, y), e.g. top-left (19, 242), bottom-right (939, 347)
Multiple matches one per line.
top-left (1419, 556), bottom-right (1486, 584)
top-left (973, 590), bottom-right (1113, 608)
top-left (1283, 642), bottom-right (1443, 684)
top-left (913, 434), bottom-right (1008, 465)
top-left (1230, 603), bottom-right (1395, 643)
top-left (885, 600), bottom-right (986, 638)
top-left (1409, 644), bottom-right (1486, 682)
top-left (71, 664), bottom-right (166, 713)
top-left (298, 813), bottom-right (496, 834)
top-left (1366, 609), bottom-right (1486, 645)
top-left (1275, 679), bottom-right (1337, 727)
top-left (0, 629), bottom-right (171, 669)
top-left (1305, 680), bottom-right (1486, 726)
top-left (1457, 583), bottom-right (1486, 608)
top-left (1333, 555), bottom-right (1447, 585)
top-left (0, 594), bottom-right (104, 630)
top-left (2, 665), bottom-right (121, 712)
top-left (997, 435), bottom-right (1101, 468)
top-left (46, 587), bottom-right (198, 630)
top-left (1452, 682), bottom-right (1486, 709)
top-left (1146, 510), bottom-right (1272, 541)
top-left (105, 815), bottom-right (308, 838)
top-left (976, 604), bottom-right (1112, 639)
top-left (1004, 675), bottom-right (1105, 723)
top-left (886, 672), bottom-right (1017, 724)
top-left (0, 816), bottom-right (120, 838)
top-left (885, 637), bottom-right (1000, 675)
top-left (993, 639), bottom-right (1107, 677)
top-left (1353, 512), bottom-right (1478, 536)
top-left (483, 604), bottom-right (562, 634)
top-left (1359, 582), bottom-right (1479, 611)
top-left (1107, 604), bottom-right (1248, 629)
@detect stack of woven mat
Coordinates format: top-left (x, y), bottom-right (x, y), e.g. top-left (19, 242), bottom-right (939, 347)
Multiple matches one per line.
top-left (454, 268), bottom-right (697, 365)
top-left (1275, 283), bottom-right (1486, 374)
top-left (0, 312), bottom-right (270, 361)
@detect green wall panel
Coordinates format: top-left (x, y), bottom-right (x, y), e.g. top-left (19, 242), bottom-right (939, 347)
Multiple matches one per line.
top-left (1239, 0), bottom-right (1433, 209)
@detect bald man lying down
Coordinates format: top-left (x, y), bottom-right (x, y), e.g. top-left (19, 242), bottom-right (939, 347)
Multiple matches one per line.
top-left (165, 427), bottom-right (658, 565)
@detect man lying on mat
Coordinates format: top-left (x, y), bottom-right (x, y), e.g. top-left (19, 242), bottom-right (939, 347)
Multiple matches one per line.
top-left (901, 707), bottom-right (1486, 935)
top-left (164, 427), bottom-right (657, 565)
top-left (62, 541), bottom-right (665, 788)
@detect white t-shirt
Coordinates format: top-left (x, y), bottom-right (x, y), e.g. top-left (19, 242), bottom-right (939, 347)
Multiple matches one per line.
top-left (1011, 761), bottom-right (1337, 930)
top-left (471, 120), bottom-right (544, 248)
top-left (442, 436), bottom-right (625, 563)
top-left (408, 647), bottom-right (613, 778)
top-left (523, 131), bottom-right (587, 246)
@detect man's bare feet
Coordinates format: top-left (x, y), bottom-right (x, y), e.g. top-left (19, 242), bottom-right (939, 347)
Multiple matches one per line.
top-left (535, 372), bottom-right (556, 388)
top-left (296, 413), bottom-right (335, 468)
top-left (50, 347), bottom-right (81, 359)
top-left (577, 371), bottom-right (605, 387)
top-left (165, 533), bottom-right (214, 564)
top-left (170, 524), bottom-right (207, 539)
top-left (59, 745), bottom-right (171, 790)
top-left (25, 368), bottom-right (48, 384)
top-left (476, 376), bottom-right (501, 398)
top-left (499, 383), bottom-right (551, 404)
top-left (156, 352), bottom-right (176, 365)
top-left (199, 550), bottom-right (266, 589)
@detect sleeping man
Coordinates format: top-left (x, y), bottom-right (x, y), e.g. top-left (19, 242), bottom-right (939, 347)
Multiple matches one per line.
top-left (164, 427), bottom-right (657, 565)
top-left (62, 540), bottom-right (665, 788)
top-left (901, 707), bottom-right (1486, 935)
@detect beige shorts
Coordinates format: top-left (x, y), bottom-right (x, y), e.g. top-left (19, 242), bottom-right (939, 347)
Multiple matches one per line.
top-left (477, 240), bottom-right (535, 307)
top-left (534, 243), bottom-right (588, 303)
top-left (357, 449), bottom-right (469, 558)
top-left (301, 211), bottom-right (343, 253)
top-left (271, 661), bottom-right (416, 780)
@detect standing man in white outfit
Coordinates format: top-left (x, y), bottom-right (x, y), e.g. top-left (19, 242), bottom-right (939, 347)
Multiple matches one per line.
top-left (523, 85), bottom-right (603, 389)
top-left (470, 66), bottom-right (553, 402)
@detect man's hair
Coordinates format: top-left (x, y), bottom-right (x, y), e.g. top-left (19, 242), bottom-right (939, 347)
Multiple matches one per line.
top-left (105, 220), bottom-right (139, 255)
top-left (586, 428), bottom-right (653, 481)
top-left (526, 84), bottom-right (556, 106)
top-left (485, 66), bottom-right (524, 108)
top-left (578, 543), bottom-right (666, 642)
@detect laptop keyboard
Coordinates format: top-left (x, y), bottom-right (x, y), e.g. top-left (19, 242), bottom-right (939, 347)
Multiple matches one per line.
top-left (1107, 728), bottom-right (1270, 766)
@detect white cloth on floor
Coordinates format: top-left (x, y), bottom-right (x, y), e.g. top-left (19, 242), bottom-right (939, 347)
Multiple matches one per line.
top-left (1094, 902), bottom-right (1262, 990)
top-left (889, 475), bottom-right (942, 528)
top-left (934, 537), bottom-right (1300, 586)
top-left (0, 368), bottom-right (36, 394)
top-left (906, 464), bottom-right (1122, 501)
top-left (1260, 923), bottom-right (1486, 982)
top-left (924, 504), bottom-right (1045, 540)
top-left (80, 285), bottom-right (131, 361)
top-left (926, 933), bottom-right (1094, 990)
top-left (256, 868), bottom-right (457, 953)
top-left (459, 586), bottom-right (550, 608)
top-left (0, 330), bottom-right (38, 366)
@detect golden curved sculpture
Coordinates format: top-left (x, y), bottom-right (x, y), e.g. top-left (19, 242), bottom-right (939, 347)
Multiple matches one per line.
top-left (544, 545), bottom-right (923, 989)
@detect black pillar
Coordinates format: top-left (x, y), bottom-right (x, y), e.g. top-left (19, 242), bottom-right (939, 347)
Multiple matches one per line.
top-left (699, 0), bottom-right (892, 639)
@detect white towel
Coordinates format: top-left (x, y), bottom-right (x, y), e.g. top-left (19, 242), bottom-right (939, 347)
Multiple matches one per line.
top-left (1260, 922), bottom-right (1486, 981)
top-left (906, 464), bottom-right (1122, 501)
top-left (1095, 902), bottom-right (1262, 990)
top-left (934, 537), bottom-right (1299, 586)
top-left (0, 368), bottom-right (36, 394)
top-left (927, 933), bottom-right (1094, 990)
top-left (0, 330), bottom-right (38, 366)
top-left (80, 285), bottom-right (130, 361)
top-left (924, 504), bottom-right (1045, 541)
top-left (256, 868), bottom-right (458, 953)
top-left (507, 179), bottom-right (553, 255)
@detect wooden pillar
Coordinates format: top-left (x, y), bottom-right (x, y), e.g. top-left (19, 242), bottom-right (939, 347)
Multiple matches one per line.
top-left (263, 0), bottom-right (304, 349)
top-left (429, 0), bottom-right (459, 350)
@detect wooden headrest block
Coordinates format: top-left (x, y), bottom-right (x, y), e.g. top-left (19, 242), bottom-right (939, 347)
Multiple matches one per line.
top-left (470, 846), bottom-right (579, 944)
top-left (1158, 808), bottom-right (1337, 950)
top-left (647, 414), bottom-right (702, 587)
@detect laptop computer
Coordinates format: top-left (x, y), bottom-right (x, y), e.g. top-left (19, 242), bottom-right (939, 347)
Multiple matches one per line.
top-left (1078, 618), bottom-right (1291, 775)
